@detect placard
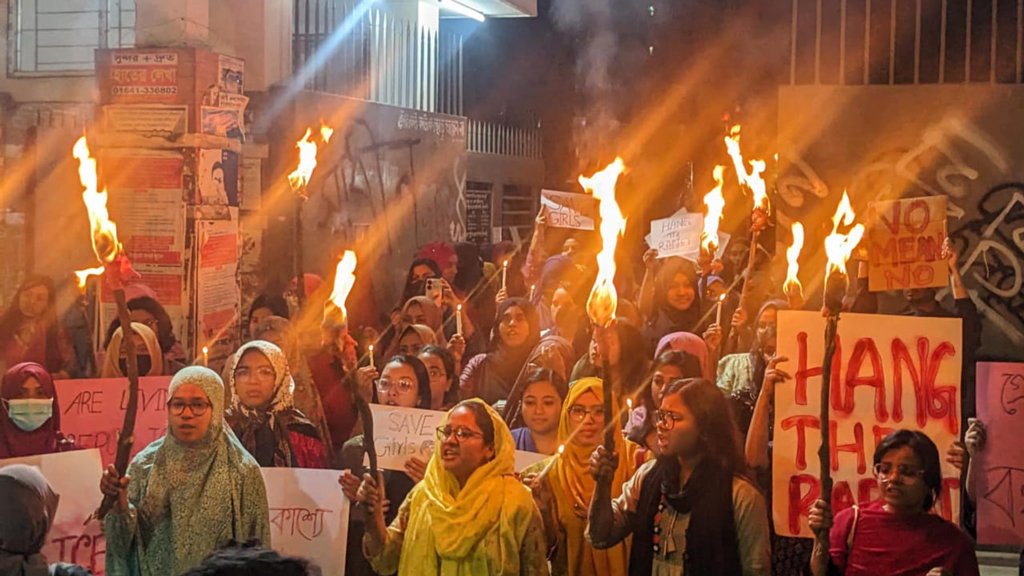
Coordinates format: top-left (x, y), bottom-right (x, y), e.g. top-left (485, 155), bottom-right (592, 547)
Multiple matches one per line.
top-left (262, 468), bottom-right (350, 576)
top-left (368, 405), bottom-right (445, 471)
top-left (541, 189), bottom-right (598, 230)
top-left (55, 377), bottom-right (173, 469)
top-left (772, 311), bottom-right (962, 538)
top-left (974, 362), bottom-right (1024, 546)
top-left (0, 449), bottom-right (107, 575)
top-left (867, 196), bottom-right (948, 292)
top-left (648, 212), bottom-right (704, 260)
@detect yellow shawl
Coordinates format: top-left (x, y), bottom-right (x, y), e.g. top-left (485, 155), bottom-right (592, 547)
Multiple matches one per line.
top-left (550, 377), bottom-right (631, 576)
top-left (399, 399), bottom-right (538, 575)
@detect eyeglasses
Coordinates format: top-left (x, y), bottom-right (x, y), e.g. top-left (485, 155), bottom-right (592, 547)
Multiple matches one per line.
top-left (436, 425), bottom-right (482, 442)
top-left (654, 410), bottom-right (685, 430)
top-left (873, 462), bottom-right (926, 481)
top-left (376, 379), bottom-right (416, 394)
top-left (568, 405), bottom-right (606, 422)
top-left (167, 400), bottom-right (211, 416)
top-left (234, 366), bottom-right (276, 381)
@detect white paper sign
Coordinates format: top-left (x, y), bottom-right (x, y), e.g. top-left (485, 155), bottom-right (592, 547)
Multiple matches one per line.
top-left (541, 189), bottom-right (598, 230)
top-left (262, 468), bottom-right (350, 576)
top-left (369, 405), bottom-right (446, 471)
top-left (648, 212), bottom-right (704, 260)
top-left (0, 449), bottom-right (107, 575)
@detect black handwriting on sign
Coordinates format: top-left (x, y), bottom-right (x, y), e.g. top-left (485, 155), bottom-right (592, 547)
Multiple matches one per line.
top-left (269, 507), bottom-right (332, 541)
top-left (1002, 373), bottom-right (1024, 416)
top-left (982, 466), bottom-right (1024, 527)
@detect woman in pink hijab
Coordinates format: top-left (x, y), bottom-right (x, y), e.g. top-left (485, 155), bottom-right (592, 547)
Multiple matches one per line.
top-left (654, 331), bottom-right (711, 380)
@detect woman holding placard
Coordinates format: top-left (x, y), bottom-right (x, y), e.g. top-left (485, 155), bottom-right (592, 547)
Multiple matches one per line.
top-left (357, 399), bottom-right (549, 575)
top-left (0, 362), bottom-right (76, 459)
top-left (223, 340), bottom-right (329, 469)
top-left (100, 366), bottom-right (270, 576)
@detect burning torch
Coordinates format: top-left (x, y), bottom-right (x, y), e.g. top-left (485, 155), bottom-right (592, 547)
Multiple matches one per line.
top-left (287, 122), bottom-right (334, 305)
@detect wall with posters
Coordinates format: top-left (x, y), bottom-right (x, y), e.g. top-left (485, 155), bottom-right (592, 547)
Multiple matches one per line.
top-left (264, 92), bottom-right (469, 326)
top-left (777, 85), bottom-right (1024, 360)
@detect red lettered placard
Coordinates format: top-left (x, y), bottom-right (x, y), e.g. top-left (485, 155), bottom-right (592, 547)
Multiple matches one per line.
top-left (772, 311), bottom-right (962, 538)
top-left (867, 196), bottom-right (948, 292)
top-left (55, 376), bottom-right (173, 469)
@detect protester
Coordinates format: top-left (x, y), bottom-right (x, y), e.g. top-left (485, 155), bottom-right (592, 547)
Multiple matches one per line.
top-left (587, 378), bottom-right (771, 575)
top-left (0, 464), bottom-right (92, 576)
top-left (418, 344), bottom-right (460, 411)
top-left (183, 542), bottom-right (316, 576)
top-left (390, 323), bottom-right (438, 358)
top-left (399, 296), bottom-right (443, 338)
top-left (525, 377), bottom-right (635, 576)
top-left (509, 367), bottom-right (565, 455)
top-left (0, 362), bottom-right (76, 458)
top-left (0, 275), bottom-right (72, 378)
top-left (715, 299), bottom-right (786, 433)
top-left (569, 321), bottom-right (648, 405)
top-left (398, 258), bottom-right (443, 307)
top-left (647, 349), bottom-right (703, 409)
top-left (251, 315), bottom-right (332, 456)
top-left (101, 322), bottom-right (175, 378)
top-left (100, 366), bottom-right (271, 576)
top-left (109, 294), bottom-right (187, 366)
top-left (808, 429), bottom-right (980, 576)
top-left (543, 285), bottom-right (583, 342)
top-left (654, 331), bottom-right (712, 381)
top-left (306, 319), bottom-right (361, 447)
top-left (247, 293), bottom-right (290, 340)
top-left (639, 254), bottom-right (704, 352)
top-left (460, 297), bottom-right (540, 405)
top-left (502, 334), bottom-right (578, 426)
top-left (416, 242), bottom-right (459, 286)
top-left (357, 399), bottom-right (549, 574)
top-left (223, 340), bottom-right (329, 468)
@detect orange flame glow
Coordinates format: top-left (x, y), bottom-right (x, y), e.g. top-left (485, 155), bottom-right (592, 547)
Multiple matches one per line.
top-left (579, 158), bottom-right (627, 327)
top-left (700, 165), bottom-right (726, 254)
top-left (72, 136), bottom-right (122, 288)
top-left (824, 192), bottom-right (865, 282)
top-left (783, 222), bottom-right (805, 296)
top-left (327, 250), bottom-right (358, 323)
top-left (724, 125), bottom-right (769, 212)
top-left (288, 121), bottom-right (334, 196)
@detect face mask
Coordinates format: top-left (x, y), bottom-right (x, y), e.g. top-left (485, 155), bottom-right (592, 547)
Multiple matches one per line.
top-left (119, 356), bottom-right (153, 376)
top-left (5, 398), bottom-right (53, 432)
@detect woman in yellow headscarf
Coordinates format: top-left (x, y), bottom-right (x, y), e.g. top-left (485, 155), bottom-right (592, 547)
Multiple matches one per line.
top-left (525, 376), bottom-right (636, 576)
top-left (356, 398), bottom-right (549, 575)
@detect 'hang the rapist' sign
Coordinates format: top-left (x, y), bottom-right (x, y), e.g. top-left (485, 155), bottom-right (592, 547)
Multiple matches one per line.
top-left (772, 311), bottom-right (962, 538)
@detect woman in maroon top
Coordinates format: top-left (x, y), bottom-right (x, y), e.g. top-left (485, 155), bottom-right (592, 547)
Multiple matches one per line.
top-left (224, 340), bottom-right (329, 468)
top-left (0, 275), bottom-right (71, 378)
top-left (808, 429), bottom-right (979, 576)
top-left (0, 362), bottom-right (76, 459)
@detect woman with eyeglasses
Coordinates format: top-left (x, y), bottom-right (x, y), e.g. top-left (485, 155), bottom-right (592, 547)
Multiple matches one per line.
top-left (587, 378), bottom-right (770, 576)
top-left (99, 366), bottom-right (270, 576)
top-left (356, 399), bottom-right (549, 575)
top-left (223, 340), bottom-right (328, 469)
top-left (338, 354), bottom-right (433, 576)
top-left (808, 429), bottom-right (980, 576)
top-left (522, 377), bottom-right (636, 576)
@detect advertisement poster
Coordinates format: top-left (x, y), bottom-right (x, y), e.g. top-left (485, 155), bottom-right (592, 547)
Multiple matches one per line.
top-left (106, 50), bottom-right (180, 104)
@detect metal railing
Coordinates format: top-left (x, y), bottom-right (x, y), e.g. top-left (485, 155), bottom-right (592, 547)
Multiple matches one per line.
top-left (789, 0), bottom-right (1024, 84)
top-left (9, 0), bottom-right (135, 73)
top-left (293, 0), bottom-right (464, 115)
top-left (468, 119), bottom-right (544, 159)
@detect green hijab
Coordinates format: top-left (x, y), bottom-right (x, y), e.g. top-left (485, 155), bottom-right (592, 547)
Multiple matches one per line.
top-left (104, 366), bottom-right (270, 576)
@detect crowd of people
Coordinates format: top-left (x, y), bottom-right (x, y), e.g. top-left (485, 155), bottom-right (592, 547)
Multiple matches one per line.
top-left (0, 204), bottom-right (1019, 576)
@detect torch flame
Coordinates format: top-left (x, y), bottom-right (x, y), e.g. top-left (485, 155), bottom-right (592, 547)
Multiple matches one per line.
top-left (72, 136), bottom-right (122, 288)
top-left (327, 250), bottom-right (358, 323)
top-left (824, 192), bottom-right (865, 281)
top-left (724, 125), bottom-right (769, 212)
top-left (783, 222), bottom-right (805, 296)
top-left (579, 158), bottom-right (627, 328)
top-left (288, 121), bottom-right (334, 196)
top-left (700, 165), bottom-right (726, 253)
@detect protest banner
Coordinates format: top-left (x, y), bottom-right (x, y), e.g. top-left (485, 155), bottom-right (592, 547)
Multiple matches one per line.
top-left (541, 189), bottom-right (598, 230)
top-left (647, 212), bottom-right (704, 260)
top-left (55, 376), bottom-right (173, 469)
top-left (772, 311), bottom-right (962, 538)
top-left (0, 449), bottom-right (107, 575)
top-left (867, 196), bottom-right (948, 292)
top-left (515, 450), bottom-right (548, 472)
top-left (369, 404), bottom-right (446, 471)
top-left (262, 468), bottom-right (350, 576)
top-left (974, 362), bottom-right (1024, 546)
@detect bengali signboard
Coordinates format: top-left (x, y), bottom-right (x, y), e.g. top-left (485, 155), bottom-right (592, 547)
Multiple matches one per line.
top-left (772, 311), bottom-right (962, 538)
top-left (263, 468), bottom-right (350, 576)
top-left (974, 362), bottom-right (1024, 546)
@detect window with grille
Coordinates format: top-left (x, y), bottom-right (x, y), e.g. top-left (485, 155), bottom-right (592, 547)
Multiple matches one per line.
top-left (10, 0), bottom-right (136, 74)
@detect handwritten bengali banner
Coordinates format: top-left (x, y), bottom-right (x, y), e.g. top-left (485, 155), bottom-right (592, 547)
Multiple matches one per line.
top-left (974, 362), bottom-right (1024, 546)
top-left (772, 311), bottom-right (962, 538)
top-left (262, 468), bottom-right (350, 575)
top-left (55, 377), bottom-right (173, 469)
top-left (0, 449), bottom-right (107, 575)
